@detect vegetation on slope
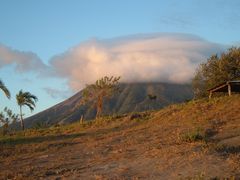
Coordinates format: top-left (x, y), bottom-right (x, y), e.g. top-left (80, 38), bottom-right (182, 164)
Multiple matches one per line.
top-left (0, 95), bottom-right (239, 179)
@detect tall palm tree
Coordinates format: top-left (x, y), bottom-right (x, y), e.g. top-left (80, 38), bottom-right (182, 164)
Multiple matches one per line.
top-left (16, 90), bottom-right (38, 130)
top-left (0, 79), bottom-right (11, 99)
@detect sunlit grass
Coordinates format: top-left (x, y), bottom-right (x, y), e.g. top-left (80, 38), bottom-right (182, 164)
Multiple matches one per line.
top-left (1, 94), bottom-right (239, 146)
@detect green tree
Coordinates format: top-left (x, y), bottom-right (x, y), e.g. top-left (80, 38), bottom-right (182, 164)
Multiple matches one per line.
top-left (16, 90), bottom-right (38, 130)
top-left (0, 79), bottom-right (10, 99)
top-left (81, 76), bottom-right (121, 119)
top-left (192, 47), bottom-right (240, 98)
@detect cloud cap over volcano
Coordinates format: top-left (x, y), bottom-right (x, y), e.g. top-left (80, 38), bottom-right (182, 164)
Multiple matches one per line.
top-left (50, 33), bottom-right (226, 91)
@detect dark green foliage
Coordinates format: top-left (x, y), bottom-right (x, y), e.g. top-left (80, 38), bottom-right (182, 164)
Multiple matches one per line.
top-left (81, 76), bottom-right (121, 119)
top-left (192, 47), bottom-right (240, 98)
top-left (16, 90), bottom-right (38, 112)
top-left (0, 79), bottom-right (10, 99)
top-left (148, 94), bottom-right (157, 100)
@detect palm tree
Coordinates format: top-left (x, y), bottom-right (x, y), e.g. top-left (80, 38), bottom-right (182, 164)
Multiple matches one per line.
top-left (16, 90), bottom-right (38, 130)
top-left (0, 79), bottom-right (11, 99)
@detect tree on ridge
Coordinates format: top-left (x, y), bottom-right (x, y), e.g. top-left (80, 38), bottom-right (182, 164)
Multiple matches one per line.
top-left (81, 76), bottom-right (121, 119)
top-left (192, 47), bottom-right (240, 98)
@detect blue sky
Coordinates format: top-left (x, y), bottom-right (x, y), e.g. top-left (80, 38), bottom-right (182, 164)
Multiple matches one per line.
top-left (0, 0), bottom-right (239, 118)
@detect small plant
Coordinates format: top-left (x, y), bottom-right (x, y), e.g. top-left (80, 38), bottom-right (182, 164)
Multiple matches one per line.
top-left (33, 122), bottom-right (49, 130)
top-left (184, 174), bottom-right (238, 180)
top-left (128, 112), bottom-right (151, 122)
top-left (184, 172), bottom-right (205, 180)
top-left (0, 107), bottom-right (19, 136)
top-left (180, 128), bottom-right (205, 143)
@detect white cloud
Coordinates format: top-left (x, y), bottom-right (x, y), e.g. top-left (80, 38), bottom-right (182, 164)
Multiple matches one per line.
top-left (0, 43), bottom-right (48, 74)
top-left (0, 34), bottom-right (227, 92)
top-left (43, 87), bottom-right (71, 99)
top-left (50, 33), bottom-right (226, 91)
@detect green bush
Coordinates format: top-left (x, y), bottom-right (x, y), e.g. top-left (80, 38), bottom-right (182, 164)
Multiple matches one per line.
top-left (180, 128), bottom-right (205, 142)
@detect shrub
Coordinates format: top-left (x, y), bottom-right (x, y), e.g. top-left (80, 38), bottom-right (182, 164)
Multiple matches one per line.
top-left (180, 128), bottom-right (205, 143)
top-left (33, 122), bottom-right (49, 130)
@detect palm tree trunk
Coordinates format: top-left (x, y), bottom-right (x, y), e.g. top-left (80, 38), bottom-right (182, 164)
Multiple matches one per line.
top-left (20, 105), bottom-right (24, 130)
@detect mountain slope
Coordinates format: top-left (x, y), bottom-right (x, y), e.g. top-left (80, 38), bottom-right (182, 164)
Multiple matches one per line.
top-left (25, 82), bottom-right (193, 128)
top-left (1, 95), bottom-right (239, 179)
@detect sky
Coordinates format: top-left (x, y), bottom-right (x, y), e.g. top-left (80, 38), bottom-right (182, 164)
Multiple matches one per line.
top-left (0, 0), bottom-right (239, 118)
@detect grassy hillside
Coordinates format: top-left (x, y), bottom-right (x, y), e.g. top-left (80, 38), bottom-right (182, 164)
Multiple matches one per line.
top-left (0, 95), bottom-right (239, 179)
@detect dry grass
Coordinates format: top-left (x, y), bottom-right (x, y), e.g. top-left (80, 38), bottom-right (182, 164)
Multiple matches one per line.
top-left (0, 95), bottom-right (240, 179)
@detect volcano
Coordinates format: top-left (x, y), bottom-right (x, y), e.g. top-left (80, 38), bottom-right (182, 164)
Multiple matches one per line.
top-left (24, 82), bottom-right (193, 128)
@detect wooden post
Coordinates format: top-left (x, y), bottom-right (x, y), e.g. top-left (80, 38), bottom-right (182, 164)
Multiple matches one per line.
top-left (228, 83), bottom-right (231, 96)
top-left (209, 91), bottom-right (212, 99)
top-left (80, 115), bottom-right (84, 124)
